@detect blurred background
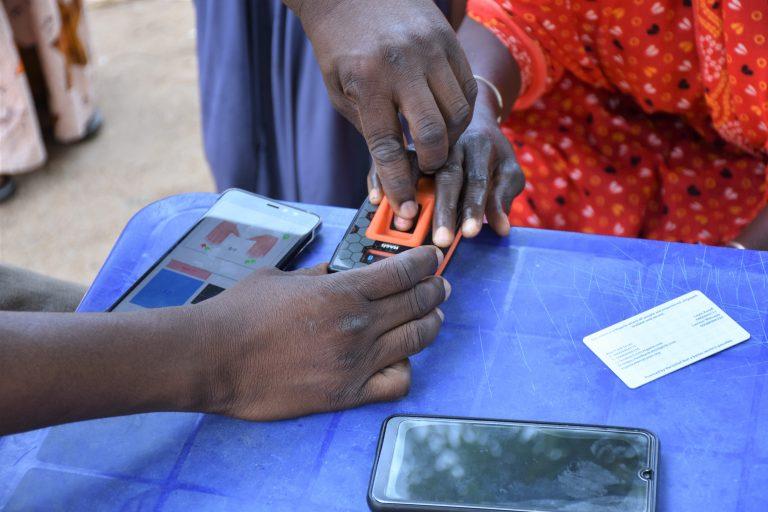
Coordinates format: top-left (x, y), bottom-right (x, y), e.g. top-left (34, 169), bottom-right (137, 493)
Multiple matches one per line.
top-left (0, 0), bottom-right (214, 286)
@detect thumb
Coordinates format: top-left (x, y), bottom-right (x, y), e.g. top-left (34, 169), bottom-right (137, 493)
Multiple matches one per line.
top-left (377, 152), bottom-right (422, 222)
top-left (367, 163), bottom-right (383, 205)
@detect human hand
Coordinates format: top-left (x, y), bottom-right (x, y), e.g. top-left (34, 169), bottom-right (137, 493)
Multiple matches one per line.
top-left (367, 103), bottom-right (525, 247)
top-left (195, 246), bottom-right (450, 420)
top-left (287, 0), bottom-right (477, 226)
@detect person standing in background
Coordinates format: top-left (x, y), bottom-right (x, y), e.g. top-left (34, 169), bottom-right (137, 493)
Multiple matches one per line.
top-left (194, 0), bottom-right (369, 208)
top-left (193, 1), bottom-right (472, 210)
top-left (0, 0), bottom-right (101, 203)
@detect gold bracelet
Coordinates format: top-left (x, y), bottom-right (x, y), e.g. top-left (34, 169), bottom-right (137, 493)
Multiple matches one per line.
top-left (473, 74), bottom-right (503, 124)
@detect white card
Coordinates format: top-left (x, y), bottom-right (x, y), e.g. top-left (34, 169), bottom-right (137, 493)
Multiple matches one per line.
top-left (583, 290), bottom-right (750, 388)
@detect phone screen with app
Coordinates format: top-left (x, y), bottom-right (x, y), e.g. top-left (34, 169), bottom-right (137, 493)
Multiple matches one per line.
top-left (110, 190), bottom-right (320, 311)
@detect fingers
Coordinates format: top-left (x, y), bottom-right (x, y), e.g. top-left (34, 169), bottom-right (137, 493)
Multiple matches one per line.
top-left (374, 275), bottom-right (449, 329)
top-left (443, 36), bottom-right (478, 118)
top-left (360, 359), bottom-right (412, 405)
top-left (367, 163), bottom-right (383, 204)
top-left (357, 98), bottom-right (419, 223)
top-left (392, 152), bottom-right (422, 232)
top-left (327, 91), bottom-right (364, 134)
top-left (341, 307), bottom-right (446, 409)
top-left (432, 146), bottom-right (464, 247)
top-left (397, 79), bottom-right (449, 172)
top-left (428, 61), bottom-right (473, 147)
top-left (461, 138), bottom-right (493, 238)
top-left (368, 155), bottom-right (421, 230)
top-left (485, 156), bottom-right (525, 236)
top-left (375, 309), bottom-right (444, 368)
top-left (361, 306), bottom-right (448, 406)
top-left (345, 246), bottom-right (443, 300)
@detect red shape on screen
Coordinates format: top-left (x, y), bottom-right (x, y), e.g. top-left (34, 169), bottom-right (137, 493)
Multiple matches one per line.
top-left (167, 259), bottom-right (212, 280)
top-left (206, 221), bottom-right (240, 244)
top-left (247, 235), bottom-right (278, 258)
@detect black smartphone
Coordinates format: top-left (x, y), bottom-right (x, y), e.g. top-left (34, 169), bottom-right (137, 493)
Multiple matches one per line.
top-left (368, 415), bottom-right (659, 512)
top-left (108, 189), bottom-right (321, 311)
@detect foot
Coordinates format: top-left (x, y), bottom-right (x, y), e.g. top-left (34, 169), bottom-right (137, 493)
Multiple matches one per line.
top-left (59, 109), bottom-right (103, 145)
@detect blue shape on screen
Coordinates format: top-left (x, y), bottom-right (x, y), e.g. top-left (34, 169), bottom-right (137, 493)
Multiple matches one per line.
top-left (130, 269), bottom-right (203, 308)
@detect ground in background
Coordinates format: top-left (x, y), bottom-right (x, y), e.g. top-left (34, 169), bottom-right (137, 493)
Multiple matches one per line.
top-left (0, 0), bottom-right (214, 286)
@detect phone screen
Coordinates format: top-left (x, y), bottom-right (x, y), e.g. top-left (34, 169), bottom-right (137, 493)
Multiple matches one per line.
top-left (371, 417), bottom-right (656, 512)
top-left (111, 190), bottom-right (319, 311)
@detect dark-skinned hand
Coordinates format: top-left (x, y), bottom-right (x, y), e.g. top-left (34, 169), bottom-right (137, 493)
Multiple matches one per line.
top-left (368, 106), bottom-right (525, 248)
top-left (286, 0), bottom-right (477, 228)
top-left (0, 247), bottom-right (450, 435)
top-left (198, 246), bottom-right (450, 420)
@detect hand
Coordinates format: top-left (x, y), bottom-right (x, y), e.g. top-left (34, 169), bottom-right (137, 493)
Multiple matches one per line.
top-left (436, 106), bottom-right (525, 246)
top-left (288, 0), bottom-right (477, 226)
top-left (367, 105), bottom-right (525, 247)
top-left (196, 246), bottom-right (450, 420)
top-left (0, 248), bottom-right (447, 434)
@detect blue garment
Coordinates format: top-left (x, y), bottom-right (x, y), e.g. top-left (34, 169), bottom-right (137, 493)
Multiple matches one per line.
top-left (194, 0), bottom-right (370, 207)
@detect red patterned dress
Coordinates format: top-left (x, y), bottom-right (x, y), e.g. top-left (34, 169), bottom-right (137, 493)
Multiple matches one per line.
top-left (468, 0), bottom-right (768, 243)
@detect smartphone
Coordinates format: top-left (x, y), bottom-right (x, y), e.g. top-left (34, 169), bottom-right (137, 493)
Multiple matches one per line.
top-left (329, 178), bottom-right (461, 276)
top-left (109, 189), bottom-right (321, 311)
top-left (368, 415), bottom-right (658, 512)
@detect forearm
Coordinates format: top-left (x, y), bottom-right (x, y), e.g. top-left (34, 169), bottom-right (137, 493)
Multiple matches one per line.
top-left (0, 308), bottom-right (206, 435)
top-left (458, 17), bottom-right (520, 121)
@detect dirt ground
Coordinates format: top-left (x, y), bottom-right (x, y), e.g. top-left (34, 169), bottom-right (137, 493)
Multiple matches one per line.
top-left (0, 0), bottom-right (214, 287)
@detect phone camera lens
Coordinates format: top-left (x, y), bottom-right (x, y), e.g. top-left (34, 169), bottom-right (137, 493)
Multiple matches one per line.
top-left (639, 469), bottom-right (654, 480)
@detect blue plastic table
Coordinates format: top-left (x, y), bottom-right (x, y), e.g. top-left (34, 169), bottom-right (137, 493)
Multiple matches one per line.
top-left (1, 193), bottom-right (767, 511)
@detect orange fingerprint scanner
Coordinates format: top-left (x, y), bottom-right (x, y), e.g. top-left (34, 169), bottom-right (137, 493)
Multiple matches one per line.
top-left (365, 179), bottom-right (435, 247)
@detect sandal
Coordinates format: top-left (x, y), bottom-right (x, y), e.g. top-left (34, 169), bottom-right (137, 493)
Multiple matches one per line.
top-left (80, 109), bottom-right (103, 142)
top-left (51, 109), bottom-right (103, 146)
top-left (0, 176), bottom-right (16, 203)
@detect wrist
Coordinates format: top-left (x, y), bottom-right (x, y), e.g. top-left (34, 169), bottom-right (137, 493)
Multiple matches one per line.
top-left (183, 300), bottom-right (248, 416)
top-left (138, 306), bottom-right (213, 414)
top-left (474, 88), bottom-right (503, 124)
top-left (284, 0), bottom-right (349, 35)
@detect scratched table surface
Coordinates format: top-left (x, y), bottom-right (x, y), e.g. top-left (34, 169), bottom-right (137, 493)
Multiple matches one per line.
top-left (1, 192), bottom-right (767, 511)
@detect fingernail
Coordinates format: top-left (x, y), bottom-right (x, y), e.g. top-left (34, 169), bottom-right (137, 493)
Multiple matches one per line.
top-left (462, 218), bottom-right (481, 237)
top-left (369, 189), bottom-right (381, 203)
top-left (497, 217), bottom-right (511, 236)
top-left (394, 216), bottom-right (413, 231)
top-left (441, 278), bottom-right (452, 300)
top-left (433, 246), bottom-right (445, 267)
top-left (400, 201), bottom-right (418, 219)
top-left (433, 226), bottom-right (454, 247)
top-left (436, 308), bottom-right (445, 321)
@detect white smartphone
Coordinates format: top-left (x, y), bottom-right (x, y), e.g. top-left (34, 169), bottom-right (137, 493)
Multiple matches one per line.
top-left (109, 189), bottom-right (321, 311)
